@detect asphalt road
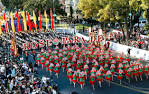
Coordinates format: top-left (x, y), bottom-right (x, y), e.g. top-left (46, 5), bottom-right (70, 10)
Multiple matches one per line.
top-left (21, 29), bottom-right (149, 94)
top-left (24, 49), bottom-right (149, 94)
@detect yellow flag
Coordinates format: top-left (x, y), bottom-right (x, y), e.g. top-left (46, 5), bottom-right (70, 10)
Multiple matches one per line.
top-left (33, 11), bottom-right (37, 31)
top-left (0, 21), bottom-right (2, 35)
top-left (10, 12), bottom-right (15, 33)
top-left (21, 11), bottom-right (27, 31)
top-left (44, 10), bottom-right (48, 30)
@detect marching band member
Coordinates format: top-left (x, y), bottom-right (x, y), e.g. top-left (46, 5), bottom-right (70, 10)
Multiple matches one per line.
top-left (78, 72), bottom-right (85, 89)
top-left (105, 70), bottom-right (112, 87)
top-left (117, 69), bottom-right (123, 84)
top-left (144, 64), bottom-right (149, 79)
top-left (48, 63), bottom-right (54, 75)
top-left (110, 64), bottom-right (115, 81)
top-left (72, 71), bottom-right (77, 87)
top-left (89, 73), bottom-right (96, 90)
top-left (54, 63), bottom-right (60, 78)
top-left (96, 70), bottom-right (103, 87)
top-left (67, 68), bottom-right (73, 84)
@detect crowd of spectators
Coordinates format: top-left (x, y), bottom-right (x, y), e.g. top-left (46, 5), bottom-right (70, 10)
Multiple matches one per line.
top-left (0, 41), bottom-right (58, 94)
top-left (108, 30), bottom-right (149, 50)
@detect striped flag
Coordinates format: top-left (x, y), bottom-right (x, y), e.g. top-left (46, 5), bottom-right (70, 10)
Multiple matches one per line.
top-left (44, 10), bottom-right (48, 30)
top-left (10, 12), bottom-right (15, 34)
top-left (21, 11), bottom-right (27, 31)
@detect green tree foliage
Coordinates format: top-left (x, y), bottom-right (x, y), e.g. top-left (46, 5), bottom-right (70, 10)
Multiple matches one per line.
top-left (2, 0), bottom-right (66, 16)
top-left (1, 0), bottom-right (25, 11)
top-left (23, 0), bottom-right (66, 16)
top-left (78, 0), bottom-right (144, 40)
top-left (141, 0), bottom-right (149, 22)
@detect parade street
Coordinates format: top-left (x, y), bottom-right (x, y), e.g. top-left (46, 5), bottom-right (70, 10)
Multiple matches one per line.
top-left (24, 45), bottom-right (149, 94)
top-left (0, 0), bottom-right (149, 94)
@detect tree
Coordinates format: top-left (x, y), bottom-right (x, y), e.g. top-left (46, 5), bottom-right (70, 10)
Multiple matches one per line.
top-left (1, 0), bottom-right (25, 11)
top-left (141, 0), bottom-right (149, 23)
top-left (70, 5), bottom-right (73, 18)
top-left (2, 0), bottom-right (66, 16)
top-left (23, 0), bottom-right (66, 16)
top-left (78, 0), bottom-right (142, 40)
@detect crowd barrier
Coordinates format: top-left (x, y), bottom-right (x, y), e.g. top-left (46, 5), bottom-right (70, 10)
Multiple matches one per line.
top-left (76, 32), bottom-right (149, 61)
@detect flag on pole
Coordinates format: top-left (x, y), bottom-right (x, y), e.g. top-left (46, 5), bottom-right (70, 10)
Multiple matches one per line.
top-left (21, 11), bottom-right (27, 31)
top-left (50, 9), bottom-right (54, 30)
top-left (0, 21), bottom-right (2, 35)
top-left (10, 12), bottom-right (15, 34)
top-left (33, 10), bottom-right (37, 31)
top-left (16, 12), bottom-right (21, 32)
top-left (3, 13), bottom-right (8, 34)
top-left (26, 11), bottom-right (32, 31)
top-left (44, 10), bottom-right (48, 30)
top-left (39, 10), bottom-right (42, 31)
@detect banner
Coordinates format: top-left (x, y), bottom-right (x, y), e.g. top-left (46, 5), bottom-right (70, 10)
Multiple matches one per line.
top-left (44, 10), bottom-right (48, 30)
top-left (26, 11), bottom-right (32, 31)
top-left (10, 12), bottom-right (15, 33)
top-left (33, 10), bottom-right (37, 31)
top-left (21, 11), bottom-right (27, 31)
top-left (16, 12), bottom-right (21, 32)
top-left (39, 10), bottom-right (42, 31)
top-left (3, 13), bottom-right (8, 33)
top-left (0, 21), bottom-right (2, 35)
top-left (50, 9), bottom-right (54, 29)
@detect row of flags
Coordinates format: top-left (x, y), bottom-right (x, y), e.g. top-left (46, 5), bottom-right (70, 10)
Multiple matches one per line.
top-left (0, 9), bottom-right (55, 35)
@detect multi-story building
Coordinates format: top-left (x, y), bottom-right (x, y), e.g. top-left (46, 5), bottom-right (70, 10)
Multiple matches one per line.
top-left (59, 0), bottom-right (80, 18)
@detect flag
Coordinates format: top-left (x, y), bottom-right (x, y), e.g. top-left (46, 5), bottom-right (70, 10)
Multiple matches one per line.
top-left (39, 10), bottom-right (42, 31)
top-left (10, 12), bottom-right (15, 33)
top-left (3, 13), bottom-right (8, 34)
top-left (21, 11), bottom-right (27, 31)
top-left (50, 9), bottom-right (54, 29)
top-left (44, 10), bottom-right (48, 30)
top-left (26, 11), bottom-right (32, 31)
top-left (33, 10), bottom-right (37, 31)
top-left (0, 21), bottom-right (2, 35)
top-left (16, 12), bottom-right (21, 32)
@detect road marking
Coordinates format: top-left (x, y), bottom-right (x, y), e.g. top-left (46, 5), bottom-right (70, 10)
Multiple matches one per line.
top-left (107, 80), bottom-right (149, 94)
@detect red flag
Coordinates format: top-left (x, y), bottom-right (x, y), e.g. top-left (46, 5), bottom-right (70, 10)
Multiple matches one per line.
top-left (50, 9), bottom-right (54, 29)
top-left (3, 13), bottom-right (8, 33)
top-left (16, 12), bottom-right (21, 32)
top-left (26, 11), bottom-right (32, 31)
top-left (39, 10), bottom-right (42, 31)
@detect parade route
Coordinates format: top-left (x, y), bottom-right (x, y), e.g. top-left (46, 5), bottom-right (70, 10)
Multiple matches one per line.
top-left (24, 47), bottom-right (149, 94)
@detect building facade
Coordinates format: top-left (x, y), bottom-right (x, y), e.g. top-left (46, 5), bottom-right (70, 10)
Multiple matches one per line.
top-left (59, 0), bottom-right (80, 18)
